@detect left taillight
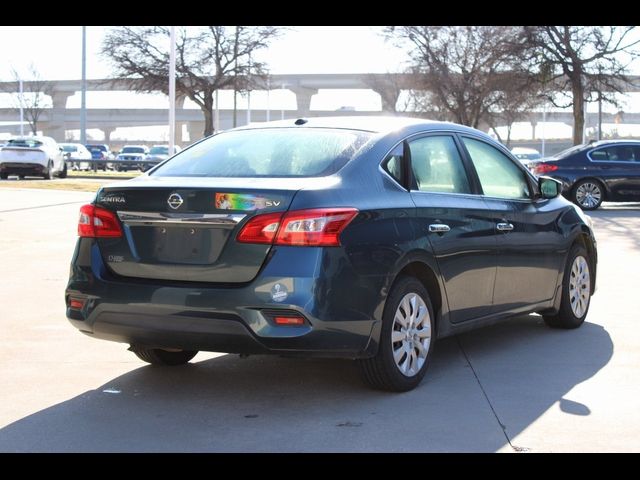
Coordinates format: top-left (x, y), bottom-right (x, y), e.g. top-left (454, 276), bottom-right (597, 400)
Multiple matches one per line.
top-left (78, 204), bottom-right (123, 238)
top-left (237, 208), bottom-right (358, 247)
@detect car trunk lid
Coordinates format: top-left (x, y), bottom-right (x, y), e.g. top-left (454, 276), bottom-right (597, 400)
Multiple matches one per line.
top-left (95, 176), bottom-right (310, 283)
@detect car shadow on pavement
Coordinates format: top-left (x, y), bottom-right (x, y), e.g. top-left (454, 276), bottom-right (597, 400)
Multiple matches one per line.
top-left (0, 316), bottom-right (612, 452)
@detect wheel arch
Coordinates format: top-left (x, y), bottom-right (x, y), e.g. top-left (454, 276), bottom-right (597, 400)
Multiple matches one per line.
top-left (385, 254), bottom-right (447, 338)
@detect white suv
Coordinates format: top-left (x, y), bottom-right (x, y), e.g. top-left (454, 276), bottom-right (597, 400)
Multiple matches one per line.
top-left (0, 136), bottom-right (66, 180)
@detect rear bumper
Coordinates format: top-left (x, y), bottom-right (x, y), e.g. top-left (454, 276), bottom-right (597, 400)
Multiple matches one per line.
top-left (0, 162), bottom-right (46, 175)
top-left (65, 239), bottom-right (384, 358)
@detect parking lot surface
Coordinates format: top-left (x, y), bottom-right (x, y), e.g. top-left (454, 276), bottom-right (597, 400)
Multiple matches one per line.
top-left (0, 187), bottom-right (638, 452)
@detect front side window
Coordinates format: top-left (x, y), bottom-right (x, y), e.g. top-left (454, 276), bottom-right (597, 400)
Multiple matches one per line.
top-left (152, 128), bottom-right (371, 178)
top-left (408, 135), bottom-right (471, 194)
top-left (462, 137), bottom-right (530, 200)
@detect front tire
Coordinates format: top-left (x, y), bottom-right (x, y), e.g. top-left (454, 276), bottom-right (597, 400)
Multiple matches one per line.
top-left (544, 244), bottom-right (592, 329)
top-left (572, 179), bottom-right (604, 210)
top-left (358, 276), bottom-right (435, 392)
top-left (0, 173), bottom-right (8, 180)
top-left (58, 161), bottom-right (68, 179)
top-left (130, 346), bottom-right (198, 366)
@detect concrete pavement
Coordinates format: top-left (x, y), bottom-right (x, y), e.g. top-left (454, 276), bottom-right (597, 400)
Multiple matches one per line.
top-left (0, 188), bottom-right (638, 452)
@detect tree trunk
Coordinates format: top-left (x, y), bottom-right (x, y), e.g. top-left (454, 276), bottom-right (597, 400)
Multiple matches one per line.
top-left (506, 123), bottom-right (512, 147)
top-left (30, 122), bottom-right (38, 135)
top-left (572, 78), bottom-right (585, 145)
top-left (201, 92), bottom-right (215, 137)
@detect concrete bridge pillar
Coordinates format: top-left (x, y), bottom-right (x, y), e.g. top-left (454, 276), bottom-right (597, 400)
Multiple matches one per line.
top-left (45, 91), bottom-right (73, 141)
top-left (371, 86), bottom-right (399, 113)
top-left (187, 122), bottom-right (204, 142)
top-left (290, 87), bottom-right (318, 116)
top-left (102, 127), bottom-right (115, 143)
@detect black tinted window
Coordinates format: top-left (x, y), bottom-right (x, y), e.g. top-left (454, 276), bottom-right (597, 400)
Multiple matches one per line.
top-left (152, 128), bottom-right (371, 178)
top-left (383, 144), bottom-right (404, 185)
top-left (590, 146), bottom-right (636, 162)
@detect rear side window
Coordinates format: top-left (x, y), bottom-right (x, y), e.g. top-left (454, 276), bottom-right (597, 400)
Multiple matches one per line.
top-left (382, 143), bottom-right (404, 185)
top-left (408, 135), bottom-right (471, 194)
top-left (152, 128), bottom-right (371, 178)
top-left (590, 145), bottom-right (636, 162)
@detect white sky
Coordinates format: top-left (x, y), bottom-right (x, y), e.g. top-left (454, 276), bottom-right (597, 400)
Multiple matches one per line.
top-left (1, 26), bottom-right (639, 141)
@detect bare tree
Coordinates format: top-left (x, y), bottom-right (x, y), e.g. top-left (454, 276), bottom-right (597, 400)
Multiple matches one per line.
top-left (101, 26), bottom-right (283, 138)
top-left (1, 65), bottom-right (52, 135)
top-left (385, 26), bottom-right (538, 132)
top-left (524, 26), bottom-right (640, 145)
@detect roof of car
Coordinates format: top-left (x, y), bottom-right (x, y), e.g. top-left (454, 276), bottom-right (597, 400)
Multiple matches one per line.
top-left (234, 116), bottom-right (459, 134)
top-left (587, 139), bottom-right (640, 147)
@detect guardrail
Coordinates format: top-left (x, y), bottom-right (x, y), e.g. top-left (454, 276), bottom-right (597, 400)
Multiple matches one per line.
top-left (65, 158), bottom-right (160, 172)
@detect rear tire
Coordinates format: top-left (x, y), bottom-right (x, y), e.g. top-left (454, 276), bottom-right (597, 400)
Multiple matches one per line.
top-left (358, 276), bottom-right (435, 392)
top-left (130, 346), bottom-right (198, 366)
top-left (572, 179), bottom-right (604, 210)
top-left (544, 244), bottom-right (591, 329)
top-left (44, 161), bottom-right (54, 180)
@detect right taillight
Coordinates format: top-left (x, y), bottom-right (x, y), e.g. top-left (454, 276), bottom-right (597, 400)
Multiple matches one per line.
top-left (78, 204), bottom-right (123, 238)
top-left (237, 208), bottom-right (358, 247)
top-left (534, 163), bottom-right (559, 175)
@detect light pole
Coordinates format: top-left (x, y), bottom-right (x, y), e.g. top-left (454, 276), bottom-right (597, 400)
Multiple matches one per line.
top-left (281, 83), bottom-right (286, 120)
top-left (80, 26), bottom-right (87, 145)
top-left (266, 75), bottom-right (270, 122)
top-left (18, 78), bottom-right (24, 136)
top-left (169, 26), bottom-right (176, 154)
top-left (246, 54), bottom-right (251, 125)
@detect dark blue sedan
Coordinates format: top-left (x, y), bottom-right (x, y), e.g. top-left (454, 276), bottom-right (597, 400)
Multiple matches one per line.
top-left (65, 117), bottom-right (597, 391)
top-left (530, 139), bottom-right (640, 210)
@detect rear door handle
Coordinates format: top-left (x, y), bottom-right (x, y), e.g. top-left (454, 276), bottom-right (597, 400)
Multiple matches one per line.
top-left (496, 222), bottom-right (514, 232)
top-left (429, 224), bottom-right (450, 233)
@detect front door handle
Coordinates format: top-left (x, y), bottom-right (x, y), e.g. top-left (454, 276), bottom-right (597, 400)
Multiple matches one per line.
top-left (429, 224), bottom-right (451, 233)
top-left (496, 222), bottom-right (514, 232)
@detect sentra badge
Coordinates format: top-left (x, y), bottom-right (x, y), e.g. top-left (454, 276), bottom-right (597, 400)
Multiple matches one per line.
top-left (100, 194), bottom-right (126, 204)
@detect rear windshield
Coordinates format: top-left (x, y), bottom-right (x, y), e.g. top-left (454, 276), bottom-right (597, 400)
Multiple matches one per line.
top-left (61, 145), bottom-right (77, 152)
top-left (150, 146), bottom-right (169, 155)
top-left (7, 139), bottom-right (43, 148)
top-left (122, 147), bottom-right (145, 154)
top-left (552, 144), bottom-right (587, 159)
top-left (151, 128), bottom-right (371, 178)
top-left (87, 145), bottom-right (107, 152)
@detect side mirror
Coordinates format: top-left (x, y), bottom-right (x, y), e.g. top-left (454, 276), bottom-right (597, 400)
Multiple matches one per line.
top-left (539, 176), bottom-right (562, 199)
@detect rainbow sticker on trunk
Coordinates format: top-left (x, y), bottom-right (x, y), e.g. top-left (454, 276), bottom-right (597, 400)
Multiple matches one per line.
top-left (215, 193), bottom-right (281, 210)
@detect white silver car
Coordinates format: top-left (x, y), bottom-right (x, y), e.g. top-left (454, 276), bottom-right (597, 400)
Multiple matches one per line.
top-left (0, 136), bottom-right (66, 180)
top-left (60, 143), bottom-right (92, 171)
top-left (115, 145), bottom-right (149, 172)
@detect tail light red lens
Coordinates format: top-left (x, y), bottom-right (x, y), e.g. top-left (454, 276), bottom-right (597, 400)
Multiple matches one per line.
top-left (237, 208), bottom-right (358, 247)
top-left (534, 163), bottom-right (559, 175)
top-left (78, 204), bottom-right (123, 238)
top-left (236, 211), bottom-right (284, 244)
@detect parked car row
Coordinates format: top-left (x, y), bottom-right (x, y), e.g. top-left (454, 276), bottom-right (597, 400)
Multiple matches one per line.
top-left (0, 138), bottom-right (182, 178)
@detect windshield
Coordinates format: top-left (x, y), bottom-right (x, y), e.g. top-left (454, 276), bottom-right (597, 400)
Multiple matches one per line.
top-left (152, 128), bottom-right (371, 178)
top-left (7, 139), bottom-right (43, 148)
top-left (61, 145), bottom-right (77, 152)
top-left (121, 147), bottom-right (145, 154)
top-left (150, 146), bottom-right (169, 155)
